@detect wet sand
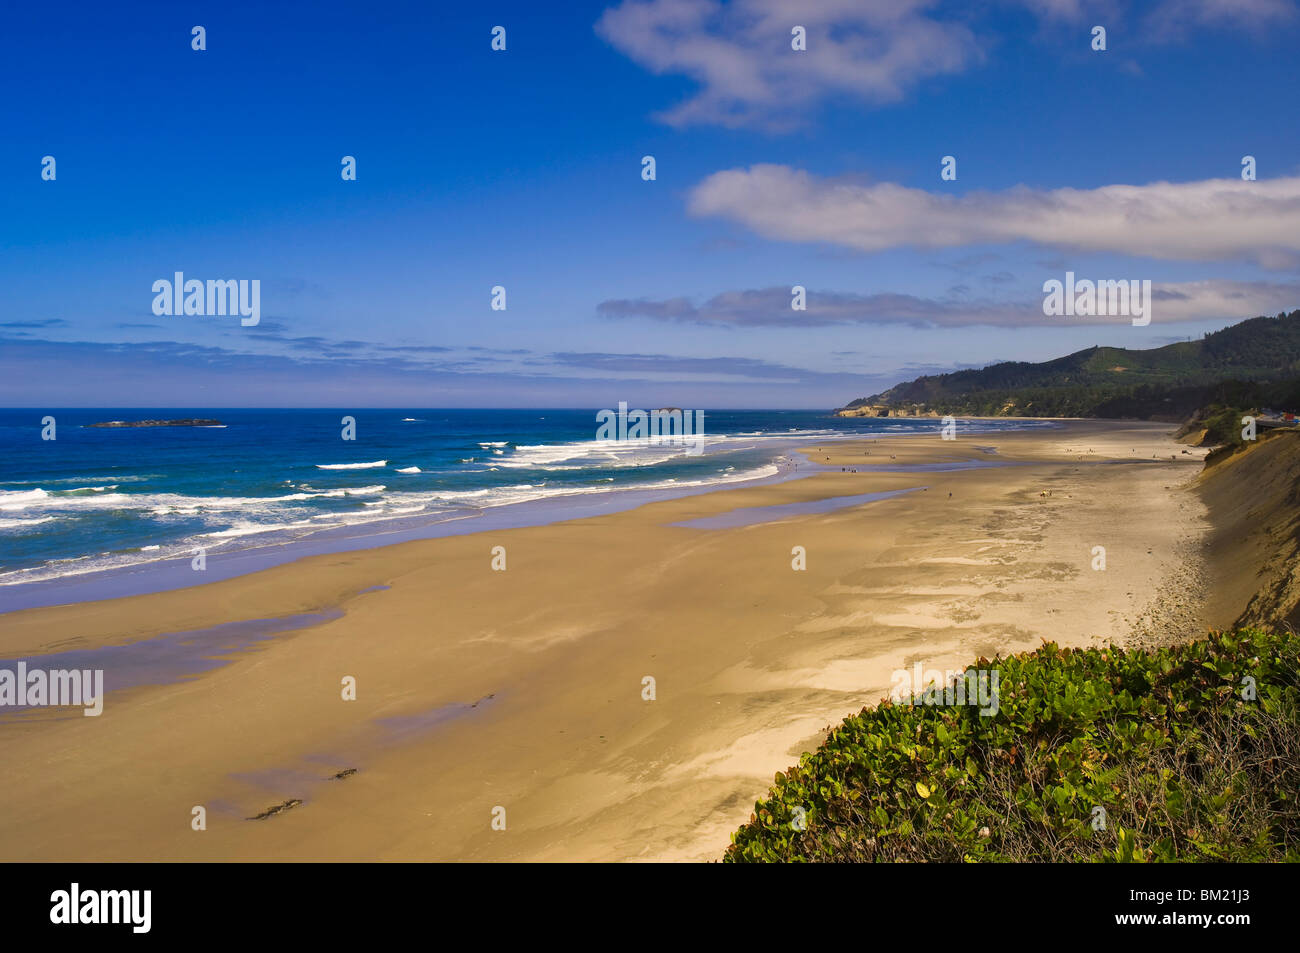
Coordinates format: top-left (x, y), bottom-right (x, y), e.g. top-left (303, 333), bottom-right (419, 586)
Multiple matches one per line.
top-left (0, 420), bottom-right (1214, 861)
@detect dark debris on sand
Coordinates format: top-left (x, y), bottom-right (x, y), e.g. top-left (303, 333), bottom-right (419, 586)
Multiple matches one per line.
top-left (247, 798), bottom-right (303, 820)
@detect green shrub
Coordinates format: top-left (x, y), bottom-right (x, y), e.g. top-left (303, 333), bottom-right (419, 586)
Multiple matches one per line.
top-left (1201, 405), bottom-right (1249, 447)
top-left (724, 629), bottom-right (1300, 862)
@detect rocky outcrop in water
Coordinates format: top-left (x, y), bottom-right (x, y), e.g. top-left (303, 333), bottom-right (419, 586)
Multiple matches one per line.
top-left (85, 419), bottom-right (223, 428)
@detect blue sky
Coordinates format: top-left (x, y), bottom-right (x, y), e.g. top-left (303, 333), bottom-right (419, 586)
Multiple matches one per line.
top-left (2, 0), bottom-right (1299, 408)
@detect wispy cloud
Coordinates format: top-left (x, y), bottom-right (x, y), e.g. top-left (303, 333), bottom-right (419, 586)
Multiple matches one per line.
top-left (688, 165), bottom-right (1300, 267)
top-left (600, 280), bottom-right (1300, 328)
top-left (597, 0), bottom-right (1296, 129)
top-left (596, 0), bottom-right (981, 129)
top-left (552, 350), bottom-right (811, 383)
top-left (0, 318), bottom-right (68, 328)
top-left (1143, 0), bottom-right (1297, 39)
top-left (0, 337), bottom-right (906, 407)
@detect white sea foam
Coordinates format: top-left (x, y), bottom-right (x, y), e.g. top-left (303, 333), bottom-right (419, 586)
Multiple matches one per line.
top-left (0, 485), bottom-right (393, 522)
top-left (485, 431), bottom-right (844, 474)
top-left (494, 439), bottom-right (692, 471)
top-left (0, 488), bottom-right (50, 507)
top-left (315, 460), bottom-right (388, 470)
top-left (309, 485), bottom-right (387, 498)
top-left (0, 515), bottom-right (56, 529)
top-left (396, 466), bottom-right (422, 473)
top-left (202, 520), bottom-right (319, 539)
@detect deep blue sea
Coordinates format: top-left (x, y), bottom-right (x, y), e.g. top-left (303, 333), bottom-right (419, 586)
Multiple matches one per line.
top-left (0, 408), bottom-right (1051, 590)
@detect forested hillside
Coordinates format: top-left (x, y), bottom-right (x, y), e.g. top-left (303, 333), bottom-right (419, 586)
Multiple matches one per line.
top-left (839, 310), bottom-right (1300, 420)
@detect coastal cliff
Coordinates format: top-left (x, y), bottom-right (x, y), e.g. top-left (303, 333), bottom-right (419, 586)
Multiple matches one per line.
top-left (1197, 429), bottom-right (1300, 631)
top-left (835, 404), bottom-right (943, 418)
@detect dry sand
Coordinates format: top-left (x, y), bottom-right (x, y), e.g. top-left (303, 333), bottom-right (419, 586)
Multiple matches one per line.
top-left (0, 420), bottom-right (1215, 861)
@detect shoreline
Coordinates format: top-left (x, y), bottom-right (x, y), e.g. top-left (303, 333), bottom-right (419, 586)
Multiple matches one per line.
top-left (0, 419), bottom-right (1060, 614)
top-left (0, 420), bottom-right (1220, 861)
top-left (0, 449), bottom-right (808, 614)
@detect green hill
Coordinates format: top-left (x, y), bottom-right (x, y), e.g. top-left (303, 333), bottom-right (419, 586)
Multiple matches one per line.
top-left (839, 309), bottom-right (1300, 420)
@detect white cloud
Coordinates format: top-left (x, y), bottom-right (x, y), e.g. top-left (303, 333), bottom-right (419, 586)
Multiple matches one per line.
top-left (598, 1), bottom-right (1297, 128)
top-left (1144, 0), bottom-right (1297, 39)
top-left (688, 165), bottom-right (1300, 266)
top-left (1015, 0), bottom-right (1101, 20)
top-left (595, 0), bottom-right (981, 129)
top-left (1020, 0), bottom-right (1295, 23)
top-left (1148, 279), bottom-right (1300, 321)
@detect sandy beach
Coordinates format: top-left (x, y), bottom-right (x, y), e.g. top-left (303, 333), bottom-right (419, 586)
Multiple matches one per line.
top-left (0, 420), bottom-right (1220, 861)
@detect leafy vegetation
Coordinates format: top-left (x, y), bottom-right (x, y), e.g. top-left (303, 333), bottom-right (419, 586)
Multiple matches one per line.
top-left (840, 309), bottom-right (1300, 421)
top-left (724, 628), bottom-right (1300, 862)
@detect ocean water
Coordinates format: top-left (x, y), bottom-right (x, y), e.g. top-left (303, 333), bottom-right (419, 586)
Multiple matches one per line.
top-left (0, 408), bottom-right (1051, 592)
